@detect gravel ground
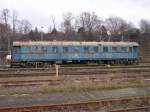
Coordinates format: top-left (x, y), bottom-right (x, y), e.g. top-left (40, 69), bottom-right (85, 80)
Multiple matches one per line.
top-left (0, 87), bottom-right (149, 108)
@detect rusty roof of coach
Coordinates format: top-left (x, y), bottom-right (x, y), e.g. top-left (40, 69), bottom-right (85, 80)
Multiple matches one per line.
top-left (13, 41), bottom-right (139, 46)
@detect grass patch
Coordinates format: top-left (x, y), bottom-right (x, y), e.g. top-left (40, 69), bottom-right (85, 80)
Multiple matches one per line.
top-left (40, 78), bottom-right (150, 94)
top-left (1, 77), bottom-right (150, 96)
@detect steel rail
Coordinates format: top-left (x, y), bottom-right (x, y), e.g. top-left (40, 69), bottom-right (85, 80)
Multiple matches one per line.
top-left (0, 67), bottom-right (150, 76)
top-left (0, 73), bottom-right (150, 87)
top-left (0, 96), bottom-right (149, 112)
top-left (109, 106), bottom-right (150, 112)
top-left (0, 65), bottom-right (150, 72)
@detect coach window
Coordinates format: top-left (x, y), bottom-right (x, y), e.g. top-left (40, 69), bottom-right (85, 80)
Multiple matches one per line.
top-left (133, 46), bottom-right (137, 52)
top-left (13, 46), bottom-right (20, 54)
top-left (112, 46), bottom-right (118, 52)
top-left (25, 46), bottom-right (29, 52)
top-left (129, 47), bottom-right (132, 52)
top-left (93, 46), bottom-right (98, 53)
top-left (74, 47), bottom-right (80, 53)
top-left (84, 46), bottom-right (90, 53)
top-left (52, 47), bottom-right (58, 53)
top-left (121, 47), bottom-right (127, 52)
top-left (42, 46), bottom-right (47, 53)
top-left (63, 47), bottom-right (69, 53)
top-left (103, 46), bottom-right (108, 53)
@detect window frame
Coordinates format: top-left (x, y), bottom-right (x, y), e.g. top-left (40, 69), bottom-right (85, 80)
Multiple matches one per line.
top-left (13, 46), bottom-right (20, 54)
top-left (129, 46), bottom-right (132, 53)
top-left (63, 46), bottom-right (69, 53)
top-left (112, 46), bottom-right (118, 52)
top-left (121, 46), bottom-right (127, 52)
top-left (93, 46), bottom-right (99, 53)
top-left (84, 46), bottom-right (90, 53)
top-left (103, 46), bottom-right (108, 53)
top-left (52, 46), bottom-right (59, 53)
top-left (74, 46), bottom-right (80, 53)
top-left (133, 46), bottom-right (138, 53)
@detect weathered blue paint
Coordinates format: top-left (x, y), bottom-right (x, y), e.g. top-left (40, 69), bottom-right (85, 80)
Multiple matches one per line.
top-left (11, 42), bottom-right (139, 62)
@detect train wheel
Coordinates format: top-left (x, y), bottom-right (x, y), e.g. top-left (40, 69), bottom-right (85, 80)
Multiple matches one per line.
top-left (110, 60), bottom-right (115, 65)
top-left (44, 63), bottom-right (51, 68)
top-left (97, 60), bottom-right (103, 64)
top-left (115, 60), bottom-right (119, 65)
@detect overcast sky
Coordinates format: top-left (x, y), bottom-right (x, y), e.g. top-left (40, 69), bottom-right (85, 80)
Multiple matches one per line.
top-left (0, 0), bottom-right (149, 32)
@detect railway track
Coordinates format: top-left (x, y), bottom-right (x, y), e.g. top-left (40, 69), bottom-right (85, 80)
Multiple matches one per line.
top-left (0, 79), bottom-right (61, 87)
top-left (0, 64), bottom-right (150, 72)
top-left (110, 106), bottom-right (150, 112)
top-left (0, 96), bottom-right (149, 112)
top-left (0, 65), bottom-right (150, 87)
top-left (0, 65), bottom-right (150, 77)
top-left (0, 73), bottom-right (150, 87)
top-left (0, 64), bottom-right (149, 87)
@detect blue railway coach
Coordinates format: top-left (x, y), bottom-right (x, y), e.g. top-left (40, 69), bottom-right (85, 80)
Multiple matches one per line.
top-left (11, 41), bottom-right (139, 67)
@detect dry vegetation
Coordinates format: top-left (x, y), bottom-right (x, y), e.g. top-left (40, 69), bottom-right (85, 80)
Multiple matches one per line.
top-left (0, 75), bottom-right (149, 95)
top-left (40, 76), bottom-right (150, 94)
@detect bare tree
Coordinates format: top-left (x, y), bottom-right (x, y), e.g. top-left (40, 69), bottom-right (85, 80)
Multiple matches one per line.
top-left (48, 25), bottom-right (52, 33)
top-left (61, 12), bottom-right (74, 33)
top-left (47, 15), bottom-right (57, 34)
top-left (78, 12), bottom-right (102, 32)
top-left (17, 19), bottom-right (32, 34)
top-left (11, 9), bottom-right (18, 34)
top-left (51, 15), bottom-right (56, 28)
top-left (94, 20), bottom-right (103, 33)
top-left (0, 23), bottom-right (10, 50)
top-left (98, 25), bottom-right (108, 40)
top-left (76, 12), bottom-right (102, 40)
top-left (1, 9), bottom-right (10, 27)
top-left (0, 9), bottom-right (12, 52)
top-left (140, 19), bottom-right (150, 34)
top-left (50, 15), bottom-right (57, 34)
top-left (105, 16), bottom-right (128, 35)
top-left (60, 12), bottom-right (76, 40)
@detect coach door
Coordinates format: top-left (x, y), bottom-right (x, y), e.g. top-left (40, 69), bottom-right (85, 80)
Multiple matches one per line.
top-left (12, 46), bottom-right (21, 61)
top-left (133, 46), bottom-right (138, 58)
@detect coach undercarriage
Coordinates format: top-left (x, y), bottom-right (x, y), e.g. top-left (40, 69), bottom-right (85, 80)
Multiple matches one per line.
top-left (11, 59), bottom-right (139, 68)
